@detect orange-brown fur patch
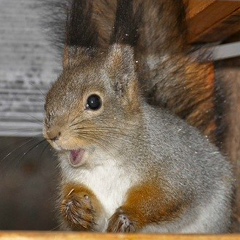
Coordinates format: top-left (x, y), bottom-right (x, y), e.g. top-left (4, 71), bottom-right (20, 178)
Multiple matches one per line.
top-left (61, 183), bottom-right (105, 231)
top-left (108, 182), bottom-right (189, 232)
top-left (185, 62), bottom-right (216, 140)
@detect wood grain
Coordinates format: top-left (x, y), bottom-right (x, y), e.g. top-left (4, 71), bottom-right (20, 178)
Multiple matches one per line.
top-left (186, 0), bottom-right (215, 19)
top-left (186, 1), bottom-right (240, 43)
top-left (0, 232), bottom-right (239, 240)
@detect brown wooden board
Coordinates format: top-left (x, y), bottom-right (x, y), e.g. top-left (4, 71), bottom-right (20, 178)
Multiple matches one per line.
top-left (0, 232), bottom-right (239, 240)
top-left (186, 0), bottom-right (240, 43)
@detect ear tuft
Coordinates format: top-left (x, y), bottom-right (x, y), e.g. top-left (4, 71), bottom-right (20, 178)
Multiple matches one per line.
top-left (63, 46), bottom-right (97, 69)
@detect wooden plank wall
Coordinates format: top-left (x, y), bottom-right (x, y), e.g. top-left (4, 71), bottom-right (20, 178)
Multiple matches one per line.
top-left (0, 0), bottom-right (60, 136)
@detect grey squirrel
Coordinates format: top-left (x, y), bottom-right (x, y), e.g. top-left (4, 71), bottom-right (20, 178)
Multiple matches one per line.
top-left (43, 0), bottom-right (233, 233)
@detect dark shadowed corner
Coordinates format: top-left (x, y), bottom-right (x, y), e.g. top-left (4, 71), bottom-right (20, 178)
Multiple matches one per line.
top-left (0, 137), bottom-right (59, 230)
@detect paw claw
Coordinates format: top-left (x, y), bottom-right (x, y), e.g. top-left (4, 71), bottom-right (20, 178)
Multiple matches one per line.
top-left (84, 194), bottom-right (89, 200)
top-left (107, 211), bottom-right (136, 233)
top-left (61, 191), bottom-right (95, 231)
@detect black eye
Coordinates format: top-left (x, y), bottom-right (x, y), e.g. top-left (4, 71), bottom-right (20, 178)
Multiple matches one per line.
top-left (86, 94), bottom-right (102, 110)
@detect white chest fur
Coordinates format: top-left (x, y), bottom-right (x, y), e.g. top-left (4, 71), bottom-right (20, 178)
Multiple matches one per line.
top-left (60, 150), bottom-right (139, 221)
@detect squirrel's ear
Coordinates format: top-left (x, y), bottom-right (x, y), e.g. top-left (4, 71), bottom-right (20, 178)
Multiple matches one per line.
top-left (105, 44), bottom-right (140, 110)
top-left (105, 44), bottom-right (136, 81)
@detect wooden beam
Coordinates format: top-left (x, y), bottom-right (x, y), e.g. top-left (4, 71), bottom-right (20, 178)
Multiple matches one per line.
top-left (0, 232), bottom-right (239, 240)
top-left (186, 0), bottom-right (240, 43)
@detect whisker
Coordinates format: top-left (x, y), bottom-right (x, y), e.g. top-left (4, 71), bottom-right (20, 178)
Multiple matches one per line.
top-left (38, 141), bottom-right (50, 162)
top-left (69, 121), bottom-right (80, 128)
top-left (69, 114), bottom-right (84, 128)
top-left (74, 125), bottom-right (136, 132)
top-left (0, 136), bottom-right (31, 153)
top-left (1, 130), bottom-right (43, 136)
top-left (1, 126), bottom-right (42, 134)
top-left (17, 138), bottom-right (47, 163)
top-left (75, 132), bottom-right (121, 159)
top-left (0, 138), bottom-right (37, 163)
top-left (69, 117), bottom-right (138, 129)
top-left (50, 222), bottom-right (64, 231)
top-left (24, 113), bottom-right (44, 125)
top-left (0, 137), bottom-right (47, 174)
top-left (29, 81), bottom-right (47, 101)
top-left (74, 128), bottom-right (133, 138)
top-left (82, 130), bottom-right (132, 144)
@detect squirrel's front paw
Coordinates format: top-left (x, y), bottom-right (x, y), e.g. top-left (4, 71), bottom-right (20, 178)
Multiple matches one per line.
top-left (107, 208), bottom-right (136, 233)
top-left (61, 187), bottom-right (96, 231)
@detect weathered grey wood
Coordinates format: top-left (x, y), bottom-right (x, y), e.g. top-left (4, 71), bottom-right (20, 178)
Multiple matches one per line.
top-left (1, 0), bottom-right (240, 137)
top-left (0, 0), bottom-right (61, 136)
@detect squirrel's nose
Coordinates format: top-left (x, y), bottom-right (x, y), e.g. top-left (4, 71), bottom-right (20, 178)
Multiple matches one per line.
top-left (46, 128), bottom-right (61, 142)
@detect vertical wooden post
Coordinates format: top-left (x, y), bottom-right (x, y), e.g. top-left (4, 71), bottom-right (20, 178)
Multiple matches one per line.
top-left (216, 56), bottom-right (240, 232)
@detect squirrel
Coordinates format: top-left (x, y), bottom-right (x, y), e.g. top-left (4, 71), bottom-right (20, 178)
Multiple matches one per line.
top-left (43, 0), bottom-right (233, 233)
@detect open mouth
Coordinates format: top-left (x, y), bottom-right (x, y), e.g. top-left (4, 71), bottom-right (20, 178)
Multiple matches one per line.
top-left (69, 149), bottom-right (86, 167)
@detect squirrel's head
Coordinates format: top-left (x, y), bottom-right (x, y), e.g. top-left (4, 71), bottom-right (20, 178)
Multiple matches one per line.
top-left (44, 44), bottom-right (141, 166)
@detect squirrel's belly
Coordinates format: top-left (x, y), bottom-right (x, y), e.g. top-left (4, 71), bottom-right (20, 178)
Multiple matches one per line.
top-left (60, 156), bottom-right (138, 219)
top-left (80, 162), bottom-right (136, 217)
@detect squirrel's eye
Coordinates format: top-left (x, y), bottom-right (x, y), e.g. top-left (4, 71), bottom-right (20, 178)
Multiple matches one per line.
top-left (86, 94), bottom-right (102, 110)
